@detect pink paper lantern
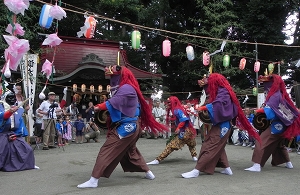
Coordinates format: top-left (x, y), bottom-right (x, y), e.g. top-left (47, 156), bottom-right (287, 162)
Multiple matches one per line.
top-left (84, 16), bottom-right (97, 39)
top-left (254, 61), bottom-right (260, 72)
top-left (162, 38), bottom-right (171, 57)
top-left (239, 58), bottom-right (246, 70)
top-left (202, 51), bottom-right (210, 66)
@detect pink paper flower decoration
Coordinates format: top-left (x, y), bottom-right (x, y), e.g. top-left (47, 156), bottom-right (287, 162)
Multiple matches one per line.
top-left (41, 59), bottom-right (54, 79)
top-left (42, 33), bottom-right (63, 47)
top-left (5, 23), bottom-right (25, 36)
top-left (4, 0), bottom-right (30, 15)
top-left (49, 3), bottom-right (67, 20)
top-left (3, 35), bottom-right (30, 71)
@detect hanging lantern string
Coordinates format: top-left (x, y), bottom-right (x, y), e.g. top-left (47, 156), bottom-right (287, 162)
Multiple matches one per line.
top-left (33, 0), bottom-right (299, 67)
top-left (34, 0), bottom-right (300, 49)
top-left (139, 27), bottom-right (208, 50)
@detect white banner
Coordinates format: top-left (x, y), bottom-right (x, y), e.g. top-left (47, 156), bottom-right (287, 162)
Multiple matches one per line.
top-left (257, 93), bottom-right (266, 108)
top-left (20, 54), bottom-right (38, 136)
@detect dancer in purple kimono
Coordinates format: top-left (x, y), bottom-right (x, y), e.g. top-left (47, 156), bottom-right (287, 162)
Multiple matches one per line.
top-left (182, 73), bottom-right (260, 178)
top-left (0, 91), bottom-right (38, 171)
top-left (245, 74), bottom-right (300, 172)
top-left (77, 65), bottom-right (168, 188)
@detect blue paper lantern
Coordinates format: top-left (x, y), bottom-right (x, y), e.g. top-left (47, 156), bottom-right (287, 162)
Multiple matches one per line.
top-left (39, 4), bottom-right (53, 29)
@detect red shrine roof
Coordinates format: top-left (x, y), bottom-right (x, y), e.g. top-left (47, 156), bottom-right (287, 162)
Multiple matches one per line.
top-left (40, 36), bottom-right (162, 80)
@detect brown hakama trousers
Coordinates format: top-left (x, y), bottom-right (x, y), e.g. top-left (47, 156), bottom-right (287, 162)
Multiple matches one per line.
top-left (252, 127), bottom-right (290, 167)
top-left (91, 127), bottom-right (149, 178)
top-left (195, 125), bottom-right (230, 174)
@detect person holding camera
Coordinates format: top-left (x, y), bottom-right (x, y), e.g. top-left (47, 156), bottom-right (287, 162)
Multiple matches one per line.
top-left (38, 92), bottom-right (62, 150)
top-left (85, 118), bottom-right (100, 143)
top-left (85, 101), bottom-right (94, 124)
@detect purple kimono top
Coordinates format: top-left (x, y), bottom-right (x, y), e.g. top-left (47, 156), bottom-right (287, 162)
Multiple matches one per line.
top-left (205, 87), bottom-right (238, 137)
top-left (107, 84), bottom-right (138, 120)
top-left (263, 90), bottom-right (298, 134)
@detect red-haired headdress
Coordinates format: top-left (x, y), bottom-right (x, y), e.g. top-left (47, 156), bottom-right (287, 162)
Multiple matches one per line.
top-left (111, 65), bottom-right (168, 134)
top-left (204, 73), bottom-right (260, 142)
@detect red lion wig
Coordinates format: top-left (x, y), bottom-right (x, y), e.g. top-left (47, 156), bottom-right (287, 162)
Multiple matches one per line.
top-left (119, 66), bottom-right (168, 134)
top-left (207, 73), bottom-right (260, 142)
top-left (265, 74), bottom-right (300, 139)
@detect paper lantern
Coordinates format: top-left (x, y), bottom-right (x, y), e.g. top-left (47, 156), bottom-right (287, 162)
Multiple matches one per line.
top-left (39, 4), bottom-right (54, 29)
top-left (186, 45), bottom-right (194, 61)
top-left (106, 85), bottom-right (111, 92)
top-left (253, 87), bottom-right (258, 96)
top-left (73, 84), bottom-right (77, 92)
top-left (202, 51), bottom-right (210, 66)
top-left (98, 85), bottom-right (103, 92)
top-left (81, 84), bottom-right (86, 92)
top-left (268, 63), bottom-right (274, 74)
top-left (239, 58), bottom-right (246, 70)
top-left (254, 61), bottom-right (260, 72)
top-left (4, 59), bottom-right (11, 78)
top-left (84, 16), bottom-right (97, 38)
top-left (223, 55), bottom-right (230, 67)
top-left (39, 86), bottom-right (47, 100)
top-left (90, 85), bottom-right (94, 93)
top-left (162, 38), bottom-right (171, 57)
top-left (131, 29), bottom-right (141, 50)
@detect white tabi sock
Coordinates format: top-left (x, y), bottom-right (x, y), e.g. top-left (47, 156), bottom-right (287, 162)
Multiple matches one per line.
top-left (286, 161), bottom-right (293, 169)
top-left (147, 159), bottom-right (159, 165)
top-left (244, 163), bottom-right (261, 172)
top-left (77, 176), bottom-right (99, 188)
top-left (145, 170), bottom-right (155, 180)
top-left (220, 167), bottom-right (233, 175)
top-left (181, 169), bottom-right (200, 179)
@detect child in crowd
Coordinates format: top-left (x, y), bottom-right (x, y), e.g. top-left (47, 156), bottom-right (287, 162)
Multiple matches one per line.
top-left (56, 117), bottom-right (65, 146)
top-left (34, 108), bottom-right (44, 144)
top-left (63, 116), bottom-right (72, 145)
top-left (74, 114), bottom-right (85, 144)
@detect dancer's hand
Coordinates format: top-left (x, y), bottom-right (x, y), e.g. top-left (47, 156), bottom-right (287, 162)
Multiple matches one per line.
top-left (8, 134), bottom-right (17, 141)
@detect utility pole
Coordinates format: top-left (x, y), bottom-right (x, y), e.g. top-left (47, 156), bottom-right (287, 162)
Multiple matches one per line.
top-left (255, 43), bottom-right (259, 108)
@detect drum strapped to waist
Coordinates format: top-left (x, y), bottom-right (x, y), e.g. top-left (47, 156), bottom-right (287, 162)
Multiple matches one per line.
top-left (95, 110), bottom-right (109, 128)
top-left (198, 110), bottom-right (212, 124)
top-left (253, 112), bottom-right (271, 132)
